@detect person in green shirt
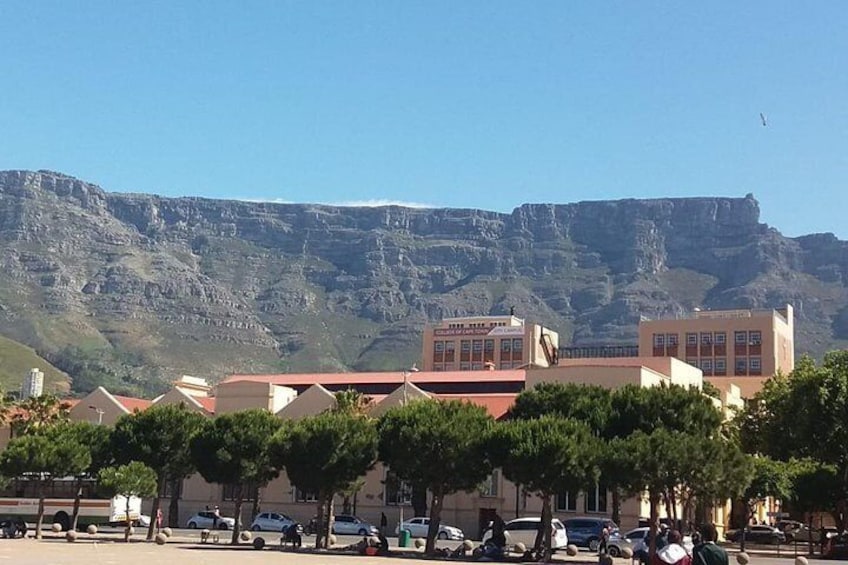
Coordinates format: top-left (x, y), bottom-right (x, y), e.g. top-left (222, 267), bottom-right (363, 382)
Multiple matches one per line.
top-left (693, 524), bottom-right (729, 565)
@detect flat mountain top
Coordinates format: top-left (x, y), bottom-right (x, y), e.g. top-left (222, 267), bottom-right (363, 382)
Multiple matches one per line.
top-left (1, 170), bottom-right (846, 395)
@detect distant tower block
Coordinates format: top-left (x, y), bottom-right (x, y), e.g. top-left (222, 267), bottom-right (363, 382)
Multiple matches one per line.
top-left (21, 368), bottom-right (45, 399)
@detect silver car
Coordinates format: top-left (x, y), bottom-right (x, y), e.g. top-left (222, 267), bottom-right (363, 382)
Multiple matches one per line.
top-left (608, 527), bottom-right (694, 557)
top-left (250, 511), bottom-right (295, 532)
top-left (332, 515), bottom-right (378, 536)
top-left (186, 511), bottom-right (236, 530)
top-left (396, 517), bottom-right (465, 540)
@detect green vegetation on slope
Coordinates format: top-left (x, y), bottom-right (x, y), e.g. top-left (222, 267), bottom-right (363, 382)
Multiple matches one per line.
top-left (0, 336), bottom-right (70, 394)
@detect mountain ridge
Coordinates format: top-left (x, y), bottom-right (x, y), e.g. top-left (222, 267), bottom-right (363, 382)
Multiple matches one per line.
top-left (1, 169), bottom-right (846, 395)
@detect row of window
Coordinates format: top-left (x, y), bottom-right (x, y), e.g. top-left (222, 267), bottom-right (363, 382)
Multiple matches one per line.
top-left (433, 339), bottom-right (524, 353)
top-left (432, 362), bottom-right (522, 371)
top-left (685, 356), bottom-right (762, 374)
top-left (555, 484), bottom-right (607, 514)
top-left (653, 330), bottom-right (762, 347)
top-left (445, 321), bottom-right (508, 329)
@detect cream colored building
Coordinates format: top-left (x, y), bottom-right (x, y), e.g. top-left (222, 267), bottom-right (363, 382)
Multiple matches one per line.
top-left (638, 305), bottom-right (794, 397)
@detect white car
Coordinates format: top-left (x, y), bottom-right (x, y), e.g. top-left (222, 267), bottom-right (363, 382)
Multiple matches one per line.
top-left (396, 517), bottom-right (465, 540)
top-left (482, 517), bottom-right (569, 550)
top-left (610, 528), bottom-right (694, 558)
top-left (250, 511), bottom-right (295, 532)
top-left (186, 511), bottom-right (236, 530)
top-left (332, 515), bottom-right (378, 536)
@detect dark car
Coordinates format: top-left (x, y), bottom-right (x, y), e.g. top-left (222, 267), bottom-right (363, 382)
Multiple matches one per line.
top-left (726, 525), bottom-right (786, 545)
top-left (563, 517), bottom-right (619, 551)
top-left (824, 533), bottom-right (848, 559)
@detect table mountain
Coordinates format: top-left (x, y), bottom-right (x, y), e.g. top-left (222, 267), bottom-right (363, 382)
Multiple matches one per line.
top-left (1, 170), bottom-right (846, 395)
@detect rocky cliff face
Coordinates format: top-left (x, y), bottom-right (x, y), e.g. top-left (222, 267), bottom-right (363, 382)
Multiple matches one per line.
top-left (1, 170), bottom-right (846, 391)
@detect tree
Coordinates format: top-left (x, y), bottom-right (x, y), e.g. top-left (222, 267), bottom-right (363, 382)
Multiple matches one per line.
top-left (736, 456), bottom-right (792, 549)
top-left (609, 383), bottom-right (724, 439)
top-left (98, 462), bottom-right (158, 542)
top-left (0, 432), bottom-right (90, 538)
top-left (110, 404), bottom-right (206, 540)
top-left (490, 416), bottom-right (600, 561)
top-left (10, 394), bottom-right (71, 437)
top-left (508, 382), bottom-right (613, 434)
top-left (190, 409), bottom-right (283, 544)
top-left (378, 399), bottom-right (493, 555)
top-left (789, 459), bottom-right (842, 554)
top-left (738, 352), bottom-right (848, 529)
top-left (51, 421), bottom-right (113, 530)
top-left (333, 388), bottom-right (374, 415)
top-left (270, 411), bottom-right (378, 548)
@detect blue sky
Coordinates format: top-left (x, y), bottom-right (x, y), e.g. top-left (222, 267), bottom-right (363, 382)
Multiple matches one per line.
top-left (1, 1), bottom-right (846, 236)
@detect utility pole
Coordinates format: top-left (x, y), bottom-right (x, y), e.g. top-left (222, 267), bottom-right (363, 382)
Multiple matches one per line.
top-left (88, 405), bottom-right (105, 425)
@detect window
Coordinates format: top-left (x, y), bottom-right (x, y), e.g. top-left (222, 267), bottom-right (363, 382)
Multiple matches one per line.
top-left (433, 364), bottom-right (444, 371)
top-left (471, 363), bottom-right (483, 370)
top-left (461, 340), bottom-right (471, 352)
top-left (445, 341), bottom-right (455, 352)
top-left (501, 340), bottom-right (511, 352)
top-left (585, 483), bottom-right (608, 514)
top-left (223, 483), bottom-right (256, 501)
top-left (385, 470), bottom-right (412, 506)
top-left (700, 359), bottom-right (713, 371)
top-left (686, 333), bottom-right (698, 346)
top-left (750, 331), bottom-right (762, 345)
top-left (666, 334), bottom-right (678, 346)
top-left (484, 339), bottom-right (495, 352)
top-left (499, 362), bottom-right (511, 370)
top-left (434, 341), bottom-right (444, 352)
top-left (686, 359), bottom-right (698, 367)
top-left (700, 332), bottom-right (712, 344)
top-left (735, 331), bottom-right (748, 344)
top-left (750, 357), bottom-right (761, 370)
top-left (512, 339), bottom-right (523, 352)
top-left (294, 488), bottom-right (317, 503)
top-left (653, 334), bottom-right (665, 347)
top-left (472, 340), bottom-right (483, 352)
top-left (735, 357), bottom-right (747, 374)
top-left (715, 358), bottom-right (727, 372)
top-left (443, 364), bottom-right (454, 371)
top-left (714, 332), bottom-right (726, 344)
top-left (162, 479), bottom-right (182, 499)
top-left (480, 470), bottom-right (499, 497)
top-left (460, 362), bottom-right (471, 370)
top-left (556, 490), bottom-right (578, 512)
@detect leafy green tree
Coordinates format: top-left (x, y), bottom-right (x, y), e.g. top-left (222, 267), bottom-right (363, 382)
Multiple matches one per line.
top-left (738, 352), bottom-right (848, 529)
top-left (489, 416), bottom-right (600, 560)
top-left (333, 388), bottom-right (374, 415)
top-left (0, 432), bottom-right (90, 538)
top-left (681, 439), bottom-right (751, 526)
top-left (10, 394), bottom-right (71, 436)
top-left (609, 383), bottom-right (724, 439)
top-left (788, 459), bottom-right (841, 553)
top-left (736, 456), bottom-right (792, 548)
top-left (111, 404), bottom-right (206, 540)
top-left (190, 409), bottom-right (283, 544)
top-left (508, 382), bottom-right (613, 433)
top-left (378, 400), bottom-right (493, 554)
top-left (270, 411), bottom-right (378, 548)
top-left (98, 461), bottom-right (158, 542)
top-left (49, 421), bottom-right (113, 530)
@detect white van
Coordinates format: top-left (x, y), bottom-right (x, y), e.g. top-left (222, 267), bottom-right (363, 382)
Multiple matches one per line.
top-left (482, 517), bottom-right (569, 550)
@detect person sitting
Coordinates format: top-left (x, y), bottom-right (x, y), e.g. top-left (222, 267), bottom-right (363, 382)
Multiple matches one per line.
top-left (652, 530), bottom-right (691, 565)
top-left (282, 523), bottom-right (302, 548)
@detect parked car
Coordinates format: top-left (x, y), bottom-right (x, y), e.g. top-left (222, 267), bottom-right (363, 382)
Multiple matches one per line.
top-left (726, 525), bottom-right (786, 545)
top-left (563, 517), bottom-right (619, 551)
top-left (782, 524), bottom-right (839, 543)
top-left (250, 511), bottom-right (296, 532)
top-left (482, 517), bottom-right (569, 550)
top-left (396, 517), bottom-right (464, 540)
top-left (186, 511), bottom-right (236, 530)
top-left (332, 515), bottom-right (378, 536)
top-left (607, 527), bottom-right (694, 558)
top-left (824, 532), bottom-right (848, 559)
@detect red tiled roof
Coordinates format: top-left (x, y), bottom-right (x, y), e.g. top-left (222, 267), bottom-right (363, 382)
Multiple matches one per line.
top-left (195, 397), bottom-right (216, 413)
top-left (436, 393), bottom-right (516, 419)
top-left (224, 369), bottom-right (526, 387)
top-left (113, 395), bottom-right (153, 413)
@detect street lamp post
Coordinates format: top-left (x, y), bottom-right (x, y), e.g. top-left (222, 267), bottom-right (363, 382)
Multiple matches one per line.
top-left (88, 405), bottom-right (105, 425)
top-left (398, 364), bottom-right (418, 544)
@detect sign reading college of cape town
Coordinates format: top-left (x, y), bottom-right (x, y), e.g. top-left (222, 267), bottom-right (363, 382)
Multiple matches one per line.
top-left (433, 326), bottom-right (525, 337)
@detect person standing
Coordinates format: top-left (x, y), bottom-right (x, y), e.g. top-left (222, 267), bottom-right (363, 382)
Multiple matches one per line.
top-left (599, 527), bottom-right (610, 556)
top-left (212, 505), bottom-right (221, 529)
top-left (652, 530), bottom-right (691, 565)
top-left (693, 524), bottom-right (729, 565)
top-left (380, 512), bottom-right (388, 531)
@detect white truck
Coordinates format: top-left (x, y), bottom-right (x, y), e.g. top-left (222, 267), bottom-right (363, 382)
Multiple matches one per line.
top-left (0, 494), bottom-right (142, 531)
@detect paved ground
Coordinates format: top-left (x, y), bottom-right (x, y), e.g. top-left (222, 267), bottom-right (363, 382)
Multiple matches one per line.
top-left (0, 531), bottom-right (836, 565)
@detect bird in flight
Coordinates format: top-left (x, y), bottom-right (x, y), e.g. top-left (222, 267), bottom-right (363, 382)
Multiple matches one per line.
top-left (760, 113), bottom-right (767, 127)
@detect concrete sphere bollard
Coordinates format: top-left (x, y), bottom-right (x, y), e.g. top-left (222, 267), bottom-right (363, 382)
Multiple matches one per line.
top-left (462, 539), bottom-right (474, 551)
top-left (51, 523), bottom-right (63, 533)
top-left (600, 554), bottom-right (614, 565)
top-left (736, 552), bottom-right (750, 565)
top-left (414, 537), bottom-right (426, 549)
top-left (368, 536), bottom-right (380, 546)
top-left (328, 534), bottom-right (337, 546)
top-left (201, 528), bottom-right (211, 542)
top-left (514, 542), bottom-right (527, 554)
top-left (65, 530), bottom-right (77, 542)
top-left (87, 524), bottom-right (98, 535)
top-left (795, 557), bottom-right (809, 565)
top-left (162, 527), bottom-right (172, 538)
top-left (240, 530), bottom-right (252, 542)
top-left (155, 533), bottom-right (167, 545)
top-left (566, 544), bottom-right (579, 556)
top-left (252, 537), bottom-right (265, 550)
top-left (622, 547), bottom-right (634, 559)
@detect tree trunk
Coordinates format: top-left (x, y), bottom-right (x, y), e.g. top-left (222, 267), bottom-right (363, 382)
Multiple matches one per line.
top-left (327, 496), bottom-right (335, 546)
top-left (315, 496), bottom-right (327, 549)
top-left (168, 479), bottom-right (180, 528)
top-left (663, 490), bottom-right (674, 528)
top-left (35, 482), bottom-right (45, 540)
top-left (611, 488), bottom-right (621, 526)
top-left (425, 489), bottom-right (444, 555)
top-left (124, 495), bottom-right (132, 542)
top-left (147, 495), bottom-right (161, 540)
top-left (231, 486), bottom-right (243, 545)
top-left (649, 491), bottom-right (659, 561)
top-left (71, 477), bottom-right (83, 531)
top-left (342, 494), bottom-right (352, 515)
top-left (542, 494), bottom-right (554, 562)
top-left (412, 483), bottom-right (427, 518)
top-left (251, 485), bottom-right (261, 523)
